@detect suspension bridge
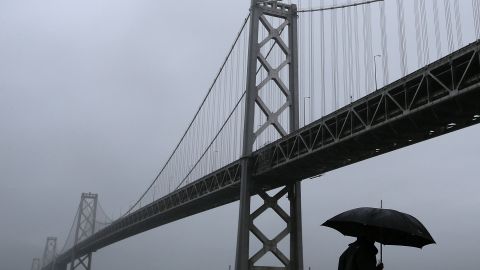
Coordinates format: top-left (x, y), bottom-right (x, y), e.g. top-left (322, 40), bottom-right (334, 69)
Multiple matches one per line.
top-left (31, 0), bottom-right (480, 269)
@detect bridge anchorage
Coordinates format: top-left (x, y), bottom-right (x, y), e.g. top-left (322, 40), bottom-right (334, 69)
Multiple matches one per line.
top-left (236, 1), bottom-right (302, 270)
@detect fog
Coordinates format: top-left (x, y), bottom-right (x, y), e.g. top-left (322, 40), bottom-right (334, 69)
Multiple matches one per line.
top-left (1, 0), bottom-right (479, 270)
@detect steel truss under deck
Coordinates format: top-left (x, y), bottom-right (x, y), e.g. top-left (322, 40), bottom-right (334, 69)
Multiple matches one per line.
top-left (253, 40), bottom-right (480, 186)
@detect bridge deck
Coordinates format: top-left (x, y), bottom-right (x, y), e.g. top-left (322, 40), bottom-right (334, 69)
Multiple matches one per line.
top-left (51, 41), bottom-right (480, 267)
top-left (254, 41), bottom-right (480, 186)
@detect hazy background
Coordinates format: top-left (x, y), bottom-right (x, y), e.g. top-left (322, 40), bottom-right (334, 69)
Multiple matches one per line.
top-left (1, 0), bottom-right (480, 269)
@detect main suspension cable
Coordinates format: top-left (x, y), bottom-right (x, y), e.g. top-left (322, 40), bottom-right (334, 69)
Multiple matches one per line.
top-left (298, 0), bottom-right (383, 13)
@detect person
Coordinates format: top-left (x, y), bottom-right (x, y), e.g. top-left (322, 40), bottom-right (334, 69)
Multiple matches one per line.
top-left (338, 236), bottom-right (384, 270)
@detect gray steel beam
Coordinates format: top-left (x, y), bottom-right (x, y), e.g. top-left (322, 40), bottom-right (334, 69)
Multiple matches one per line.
top-left (287, 6), bottom-right (303, 269)
top-left (235, 158), bottom-right (252, 270)
top-left (235, 0), bottom-right (261, 267)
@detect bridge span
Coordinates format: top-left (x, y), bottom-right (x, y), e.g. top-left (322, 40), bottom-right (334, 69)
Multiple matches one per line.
top-left (46, 39), bottom-right (480, 270)
top-left (34, 0), bottom-right (480, 269)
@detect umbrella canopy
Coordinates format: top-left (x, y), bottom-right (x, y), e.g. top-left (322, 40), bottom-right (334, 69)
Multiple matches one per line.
top-left (322, 207), bottom-right (435, 248)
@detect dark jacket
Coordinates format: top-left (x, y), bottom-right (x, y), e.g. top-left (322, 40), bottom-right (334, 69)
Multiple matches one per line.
top-left (338, 240), bottom-right (379, 270)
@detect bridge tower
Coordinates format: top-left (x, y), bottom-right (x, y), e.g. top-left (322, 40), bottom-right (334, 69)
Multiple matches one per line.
top-left (42, 237), bottom-right (57, 270)
top-left (31, 258), bottom-right (41, 270)
top-left (236, 1), bottom-right (302, 270)
top-left (69, 193), bottom-right (98, 270)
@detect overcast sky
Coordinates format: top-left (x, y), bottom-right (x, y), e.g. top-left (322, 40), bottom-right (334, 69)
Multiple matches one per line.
top-left (1, 0), bottom-right (480, 270)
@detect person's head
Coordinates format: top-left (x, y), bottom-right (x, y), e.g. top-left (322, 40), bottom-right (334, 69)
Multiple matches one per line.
top-left (356, 236), bottom-right (375, 245)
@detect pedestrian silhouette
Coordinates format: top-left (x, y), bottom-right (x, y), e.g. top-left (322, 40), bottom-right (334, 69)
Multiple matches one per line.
top-left (338, 237), bottom-right (384, 270)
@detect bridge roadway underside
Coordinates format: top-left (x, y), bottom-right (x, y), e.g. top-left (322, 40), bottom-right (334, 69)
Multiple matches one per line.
top-left (49, 41), bottom-right (480, 268)
top-left (254, 41), bottom-right (480, 187)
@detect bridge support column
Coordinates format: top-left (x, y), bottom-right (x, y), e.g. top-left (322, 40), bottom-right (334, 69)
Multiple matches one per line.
top-left (236, 1), bottom-right (302, 269)
top-left (31, 258), bottom-right (41, 270)
top-left (42, 237), bottom-right (57, 270)
top-left (236, 176), bottom-right (303, 270)
top-left (69, 193), bottom-right (98, 270)
top-left (289, 182), bottom-right (303, 270)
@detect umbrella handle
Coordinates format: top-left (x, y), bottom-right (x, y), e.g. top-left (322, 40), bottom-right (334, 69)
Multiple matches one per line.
top-left (380, 200), bottom-right (383, 264)
top-left (380, 244), bottom-right (382, 263)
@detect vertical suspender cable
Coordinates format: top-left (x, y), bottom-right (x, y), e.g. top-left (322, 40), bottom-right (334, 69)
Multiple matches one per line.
top-left (444, 0), bottom-right (455, 53)
top-left (218, 63), bottom-right (224, 170)
top-left (380, 0), bottom-right (389, 85)
top-left (227, 55), bottom-right (233, 162)
top-left (363, 4), bottom-right (368, 93)
top-left (299, 0), bottom-right (304, 126)
top-left (234, 43), bottom-right (239, 160)
top-left (320, 3), bottom-right (326, 117)
top-left (396, 0), bottom-right (407, 76)
top-left (332, 0), bottom-right (338, 109)
top-left (362, 4), bottom-right (367, 94)
top-left (433, 0), bottom-right (443, 59)
top-left (414, 0), bottom-right (423, 67)
top-left (342, 5), bottom-right (348, 104)
top-left (367, 4), bottom-right (373, 93)
top-left (363, 3), bottom-right (373, 93)
top-left (308, 0), bottom-right (315, 121)
top-left (354, 5), bottom-right (361, 99)
top-left (420, 0), bottom-right (429, 65)
top-left (347, 0), bottom-right (354, 102)
top-left (453, 0), bottom-right (463, 48)
top-left (473, 0), bottom-right (480, 39)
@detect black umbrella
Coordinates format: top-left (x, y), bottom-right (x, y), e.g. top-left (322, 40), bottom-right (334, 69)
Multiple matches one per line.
top-left (322, 207), bottom-right (435, 249)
